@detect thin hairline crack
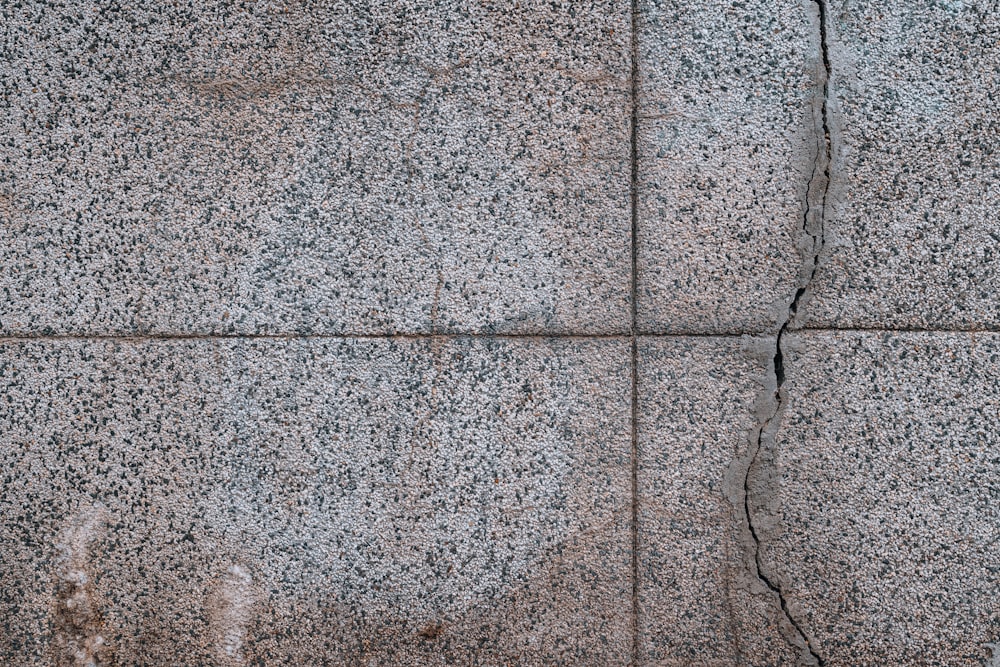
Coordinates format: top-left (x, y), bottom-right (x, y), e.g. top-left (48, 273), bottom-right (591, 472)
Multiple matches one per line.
top-left (741, 0), bottom-right (834, 664)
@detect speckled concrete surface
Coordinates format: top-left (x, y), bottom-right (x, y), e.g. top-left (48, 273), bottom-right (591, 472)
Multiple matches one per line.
top-left (3, 0), bottom-right (1000, 665)
top-left (761, 331), bottom-right (1000, 665)
top-left (636, 0), bottom-right (819, 335)
top-left (0, 1), bottom-right (631, 335)
top-left (0, 337), bottom-right (631, 665)
top-left (637, 336), bottom-right (798, 666)
top-left (800, 0), bottom-right (1000, 330)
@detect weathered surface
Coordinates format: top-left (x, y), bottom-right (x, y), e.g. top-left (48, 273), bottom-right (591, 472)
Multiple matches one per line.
top-left (636, 0), bottom-right (819, 334)
top-left (637, 336), bottom-right (799, 665)
top-left (762, 331), bottom-right (1000, 665)
top-left (0, 1), bottom-right (631, 335)
top-left (2, 0), bottom-right (999, 664)
top-left (0, 338), bottom-right (632, 665)
top-left (801, 0), bottom-right (1000, 329)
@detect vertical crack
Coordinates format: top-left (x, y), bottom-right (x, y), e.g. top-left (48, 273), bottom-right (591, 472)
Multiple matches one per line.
top-left (741, 0), bottom-right (833, 664)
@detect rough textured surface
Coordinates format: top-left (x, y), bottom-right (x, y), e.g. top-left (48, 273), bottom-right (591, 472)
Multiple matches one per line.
top-left (3, 0), bottom-right (1000, 664)
top-left (637, 336), bottom-right (798, 666)
top-left (636, 0), bottom-right (819, 335)
top-left (0, 1), bottom-right (631, 335)
top-left (763, 331), bottom-right (1000, 665)
top-left (0, 337), bottom-right (632, 665)
top-left (801, 0), bottom-right (1000, 329)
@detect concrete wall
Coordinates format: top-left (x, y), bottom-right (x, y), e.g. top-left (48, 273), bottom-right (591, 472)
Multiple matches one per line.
top-left (2, 1), bottom-right (998, 665)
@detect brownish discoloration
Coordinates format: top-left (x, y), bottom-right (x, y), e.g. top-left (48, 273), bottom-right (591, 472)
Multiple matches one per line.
top-left (51, 506), bottom-right (114, 667)
top-left (417, 621), bottom-right (445, 641)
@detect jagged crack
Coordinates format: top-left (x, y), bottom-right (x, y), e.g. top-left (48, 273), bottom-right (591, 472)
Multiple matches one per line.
top-left (741, 0), bottom-right (834, 664)
top-left (743, 335), bottom-right (824, 666)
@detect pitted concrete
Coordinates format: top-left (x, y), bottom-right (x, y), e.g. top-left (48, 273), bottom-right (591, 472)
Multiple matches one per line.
top-left (0, 1), bottom-right (631, 336)
top-left (801, 0), bottom-right (1000, 330)
top-left (766, 331), bottom-right (1000, 665)
top-left (1, 1), bottom-right (998, 665)
top-left (0, 337), bottom-right (631, 664)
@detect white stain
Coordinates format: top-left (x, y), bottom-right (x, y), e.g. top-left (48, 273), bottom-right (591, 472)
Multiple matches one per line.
top-left (211, 564), bottom-right (256, 665)
top-left (54, 504), bottom-right (108, 666)
top-left (986, 643), bottom-right (1000, 667)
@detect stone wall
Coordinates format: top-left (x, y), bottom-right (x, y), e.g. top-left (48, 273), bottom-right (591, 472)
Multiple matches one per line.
top-left (2, 1), bottom-right (998, 665)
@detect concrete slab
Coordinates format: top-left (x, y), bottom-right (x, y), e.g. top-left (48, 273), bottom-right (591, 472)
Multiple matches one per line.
top-left (0, 1), bottom-right (631, 336)
top-left (802, 1), bottom-right (1000, 329)
top-left (636, 0), bottom-right (820, 334)
top-left (761, 331), bottom-right (1000, 665)
top-left (0, 337), bottom-right (632, 665)
top-left (637, 336), bottom-right (799, 665)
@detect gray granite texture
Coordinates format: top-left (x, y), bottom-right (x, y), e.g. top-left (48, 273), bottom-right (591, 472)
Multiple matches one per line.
top-left (801, 0), bottom-right (1000, 329)
top-left (636, 0), bottom-right (821, 335)
top-left (637, 336), bottom-right (800, 666)
top-left (0, 1), bottom-right (631, 335)
top-left (760, 331), bottom-right (1000, 665)
top-left (3, 0), bottom-right (1000, 664)
top-left (0, 337), bottom-right (632, 665)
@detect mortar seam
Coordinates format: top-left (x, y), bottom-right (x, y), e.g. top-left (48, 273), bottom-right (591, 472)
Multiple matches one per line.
top-left (629, 0), bottom-right (642, 663)
top-left (0, 326), bottom-right (991, 344)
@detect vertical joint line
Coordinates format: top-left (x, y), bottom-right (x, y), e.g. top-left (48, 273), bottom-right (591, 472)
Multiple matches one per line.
top-left (628, 0), bottom-right (641, 664)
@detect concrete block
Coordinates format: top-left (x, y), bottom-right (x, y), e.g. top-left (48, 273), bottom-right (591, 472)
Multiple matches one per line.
top-left (0, 337), bottom-right (632, 664)
top-left (761, 331), bottom-right (1000, 664)
top-left (802, 1), bottom-right (1000, 329)
top-left (637, 336), bottom-right (797, 665)
top-left (0, 1), bottom-right (631, 335)
top-left (636, 0), bottom-right (819, 334)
